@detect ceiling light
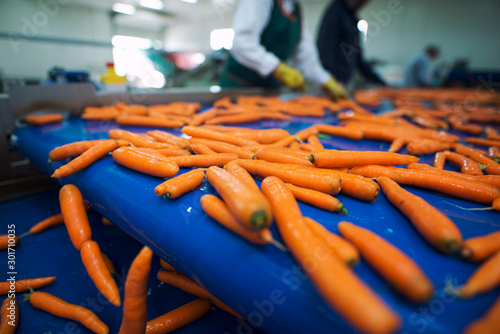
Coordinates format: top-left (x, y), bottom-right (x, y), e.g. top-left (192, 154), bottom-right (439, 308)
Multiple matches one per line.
top-left (112, 3), bottom-right (136, 15)
top-left (181, 0), bottom-right (198, 4)
top-left (140, 0), bottom-right (164, 10)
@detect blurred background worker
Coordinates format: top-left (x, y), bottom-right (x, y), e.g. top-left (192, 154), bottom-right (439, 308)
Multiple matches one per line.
top-left (403, 45), bottom-right (441, 87)
top-left (316, 0), bottom-right (386, 88)
top-left (219, 0), bottom-right (348, 100)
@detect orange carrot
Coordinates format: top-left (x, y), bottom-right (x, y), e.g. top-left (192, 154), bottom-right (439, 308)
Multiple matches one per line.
top-left (326, 169), bottom-right (380, 202)
top-left (112, 147), bottom-right (179, 177)
top-left (190, 108), bottom-right (218, 126)
top-left (200, 194), bottom-right (278, 246)
top-left (25, 114), bottom-right (63, 125)
top-left (157, 270), bottom-right (242, 318)
top-left (313, 124), bottom-right (363, 141)
top-left (434, 151), bottom-right (446, 169)
top-left (338, 222), bottom-right (434, 303)
top-left (454, 250), bottom-right (500, 298)
top-left (0, 297), bottom-right (18, 333)
top-left (376, 176), bottom-right (462, 253)
top-left (233, 159), bottom-right (342, 195)
top-left (461, 231), bottom-right (500, 262)
top-left (388, 138), bottom-right (406, 153)
top-left (190, 142), bottom-right (217, 155)
top-left (454, 144), bottom-right (499, 172)
top-left (443, 151), bottom-right (483, 176)
top-left (118, 246), bottom-right (153, 334)
top-left (485, 126), bottom-right (500, 140)
top-left (109, 129), bottom-right (175, 150)
top-left (49, 139), bottom-right (129, 161)
top-left (463, 294), bottom-right (500, 334)
top-left (155, 148), bottom-right (191, 157)
top-left (350, 165), bottom-right (500, 205)
top-left (101, 253), bottom-right (116, 276)
top-left (116, 115), bottom-right (184, 128)
top-left (230, 128), bottom-right (290, 144)
top-left (307, 135), bottom-right (324, 151)
top-left (295, 126), bottom-right (319, 142)
top-left (465, 137), bottom-right (500, 148)
top-left (303, 217), bottom-right (359, 267)
top-left (261, 176), bottom-right (401, 334)
top-left (167, 153), bottom-right (238, 168)
top-left (406, 139), bottom-right (452, 156)
top-left (182, 126), bottom-right (258, 147)
top-left (267, 135), bottom-right (299, 148)
top-left (52, 140), bottom-right (120, 178)
top-left (28, 291), bottom-right (109, 334)
top-left (0, 277), bottom-right (56, 295)
top-left (155, 168), bottom-right (205, 198)
top-left (80, 240), bottom-right (121, 306)
top-left (146, 299), bottom-right (211, 334)
top-left (29, 213), bottom-right (64, 234)
top-left (146, 130), bottom-right (192, 151)
top-left (310, 150), bottom-right (419, 168)
top-left (101, 217), bottom-right (113, 226)
top-left (206, 166), bottom-right (272, 230)
top-left (159, 259), bottom-right (177, 272)
top-left (0, 235), bottom-right (18, 250)
top-left (224, 162), bottom-right (260, 193)
top-left (59, 185), bottom-right (92, 251)
top-left (188, 138), bottom-right (255, 159)
top-left (285, 183), bottom-right (345, 213)
top-left (256, 147), bottom-right (314, 167)
top-left (205, 112), bottom-right (262, 125)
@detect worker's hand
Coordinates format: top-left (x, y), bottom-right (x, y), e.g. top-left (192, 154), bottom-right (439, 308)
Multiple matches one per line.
top-left (272, 62), bottom-right (305, 91)
top-left (322, 77), bottom-right (348, 101)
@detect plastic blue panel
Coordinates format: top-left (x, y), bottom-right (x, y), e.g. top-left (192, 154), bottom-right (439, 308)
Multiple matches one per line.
top-left (10, 115), bottom-right (500, 334)
top-left (0, 190), bottom-right (242, 333)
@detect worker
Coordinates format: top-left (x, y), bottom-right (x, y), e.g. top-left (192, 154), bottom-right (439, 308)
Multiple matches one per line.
top-left (219, 0), bottom-right (348, 100)
top-left (316, 0), bottom-right (386, 88)
top-left (403, 45), bottom-right (440, 87)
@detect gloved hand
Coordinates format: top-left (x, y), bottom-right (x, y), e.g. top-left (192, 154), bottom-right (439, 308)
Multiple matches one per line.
top-left (272, 62), bottom-right (305, 91)
top-left (322, 77), bottom-right (348, 101)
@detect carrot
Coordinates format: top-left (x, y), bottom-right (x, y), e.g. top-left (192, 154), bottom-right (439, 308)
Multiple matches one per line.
top-left (182, 126), bottom-right (258, 147)
top-left (454, 250), bottom-right (500, 298)
top-left (101, 253), bottom-right (116, 276)
top-left (205, 112), bottom-right (262, 125)
top-left (0, 277), bottom-right (56, 295)
top-left (233, 159), bottom-right (341, 195)
top-left (159, 259), bottom-right (177, 272)
top-left (190, 142), bottom-right (217, 155)
top-left (190, 108), bottom-right (218, 126)
top-left (307, 135), bottom-right (324, 151)
top-left (256, 147), bottom-right (314, 167)
top-left (154, 148), bottom-right (191, 157)
top-left (295, 126), bottom-right (319, 142)
top-left (157, 270), bottom-right (241, 318)
top-left (309, 150), bottom-right (419, 168)
top-left (260, 176), bottom-right (401, 334)
top-left (443, 151), bottom-right (483, 176)
top-left (326, 169), bottom-right (380, 202)
top-left (224, 162), bottom-right (260, 193)
top-left (200, 194), bottom-right (281, 248)
top-left (167, 153), bottom-right (238, 168)
top-left (303, 217), bottom-right (359, 267)
top-left (465, 137), bottom-right (500, 148)
top-left (488, 146), bottom-right (500, 161)
top-left (146, 299), bottom-right (211, 334)
top-left (109, 129), bottom-right (175, 150)
top-left (155, 168), bottom-right (205, 198)
top-left (118, 246), bottom-right (153, 334)
top-left (267, 134), bottom-right (299, 148)
top-left (406, 139), bottom-right (452, 156)
top-left (484, 164), bottom-right (500, 175)
top-left (485, 126), bottom-right (500, 140)
top-left (146, 130), bottom-right (192, 151)
top-left (27, 291), bottom-right (109, 334)
top-left (206, 166), bottom-right (272, 230)
top-left (0, 297), bottom-right (18, 333)
top-left (101, 217), bottom-right (113, 226)
top-left (116, 115), bottom-right (184, 128)
top-left (285, 183), bottom-right (345, 213)
top-left (189, 138), bottom-right (256, 159)
top-left (29, 213), bottom-right (64, 234)
top-left (59, 185), bottom-right (92, 251)
top-left (388, 138), bottom-right (406, 153)
top-left (434, 151), bottom-right (446, 169)
top-left (0, 235), bottom-right (18, 251)
top-left (230, 128), bottom-right (290, 144)
top-left (461, 231), bottom-right (500, 262)
top-left (52, 140), bottom-right (120, 178)
top-left (112, 147), bottom-right (179, 177)
top-left (49, 139), bottom-right (129, 161)
top-left (463, 294), bottom-right (500, 334)
top-left (313, 124), bottom-right (363, 141)
top-left (338, 222), bottom-right (434, 303)
top-left (350, 165), bottom-right (500, 205)
top-left (266, 147), bottom-right (311, 158)
top-left (25, 114), bottom-right (63, 125)
top-left (80, 240), bottom-right (121, 307)
top-left (376, 176), bottom-right (462, 254)
top-left (454, 144), bottom-right (499, 173)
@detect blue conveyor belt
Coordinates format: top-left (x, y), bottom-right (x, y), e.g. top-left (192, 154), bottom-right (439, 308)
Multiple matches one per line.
top-left (11, 116), bottom-right (500, 334)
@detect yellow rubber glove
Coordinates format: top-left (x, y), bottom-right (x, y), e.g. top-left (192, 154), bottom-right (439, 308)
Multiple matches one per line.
top-left (322, 77), bottom-right (348, 101)
top-left (272, 62), bottom-right (305, 91)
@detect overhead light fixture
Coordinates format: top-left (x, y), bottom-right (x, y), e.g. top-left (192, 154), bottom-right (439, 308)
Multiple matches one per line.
top-left (112, 3), bottom-right (136, 15)
top-left (181, 0), bottom-right (198, 4)
top-left (140, 0), bottom-right (164, 10)
top-left (112, 35), bottom-right (153, 49)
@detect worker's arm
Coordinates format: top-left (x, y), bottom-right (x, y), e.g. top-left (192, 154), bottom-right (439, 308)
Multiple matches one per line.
top-left (357, 55), bottom-right (386, 85)
top-left (230, 0), bottom-right (280, 78)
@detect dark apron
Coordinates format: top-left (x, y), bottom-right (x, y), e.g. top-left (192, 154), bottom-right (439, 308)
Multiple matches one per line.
top-left (220, 0), bottom-right (302, 88)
